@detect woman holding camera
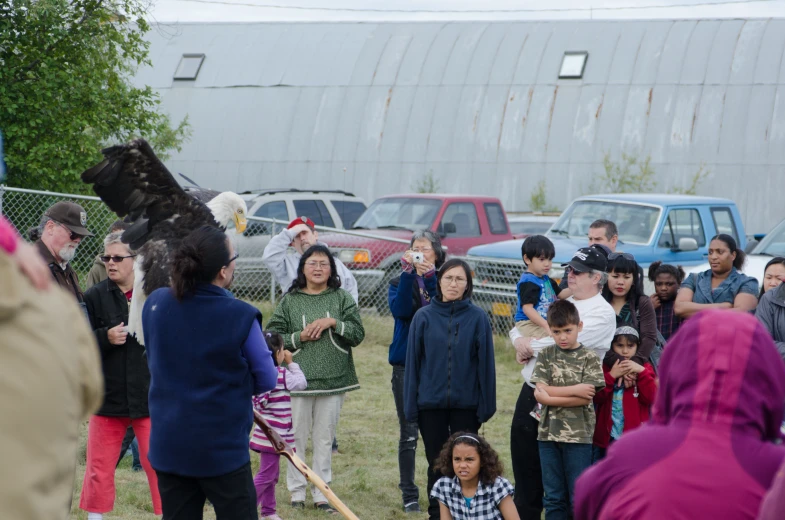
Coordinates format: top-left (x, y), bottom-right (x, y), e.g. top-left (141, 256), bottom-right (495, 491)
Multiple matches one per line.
top-left (387, 230), bottom-right (446, 513)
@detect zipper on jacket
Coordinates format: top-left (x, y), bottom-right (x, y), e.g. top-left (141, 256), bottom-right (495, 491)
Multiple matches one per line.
top-left (447, 303), bottom-right (454, 408)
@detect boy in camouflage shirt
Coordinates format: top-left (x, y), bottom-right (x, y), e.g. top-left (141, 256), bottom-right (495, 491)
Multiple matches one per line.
top-left (531, 300), bottom-right (605, 519)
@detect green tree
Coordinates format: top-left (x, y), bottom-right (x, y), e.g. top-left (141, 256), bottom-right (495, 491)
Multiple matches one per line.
top-left (413, 170), bottom-right (440, 193)
top-left (591, 152), bottom-right (657, 193)
top-left (669, 163), bottom-right (710, 195)
top-left (0, 0), bottom-right (190, 194)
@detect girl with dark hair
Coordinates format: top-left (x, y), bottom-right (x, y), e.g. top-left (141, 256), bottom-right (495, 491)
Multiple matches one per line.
top-left (648, 261), bottom-right (686, 341)
top-left (142, 226), bottom-right (278, 519)
top-left (601, 253), bottom-right (657, 363)
top-left (431, 432), bottom-right (519, 520)
top-left (265, 244), bottom-right (365, 514)
top-left (387, 229), bottom-right (445, 512)
top-left (404, 259), bottom-right (496, 520)
top-left (675, 234), bottom-right (759, 319)
top-left (760, 257), bottom-right (785, 297)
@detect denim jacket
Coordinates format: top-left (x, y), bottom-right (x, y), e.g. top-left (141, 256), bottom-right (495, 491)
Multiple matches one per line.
top-left (682, 268), bottom-right (759, 305)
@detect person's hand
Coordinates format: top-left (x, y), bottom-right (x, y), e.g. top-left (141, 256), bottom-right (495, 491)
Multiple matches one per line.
top-left (283, 350), bottom-right (293, 365)
top-left (720, 302), bottom-right (733, 309)
top-left (620, 360), bottom-right (644, 374)
top-left (10, 241), bottom-right (51, 291)
top-left (650, 294), bottom-right (661, 310)
top-left (107, 322), bottom-right (128, 345)
top-left (414, 260), bottom-right (435, 276)
top-left (623, 372), bottom-right (638, 388)
top-left (514, 337), bottom-right (534, 364)
top-left (574, 384), bottom-right (596, 400)
top-left (534, 386), bottom-right (549, 402)
top-left (288, 223), bottom-right (310, 238)
top-left (302, 317), bottom-right (337, 340)
top-left (609, 359), bottom-right (631, 379)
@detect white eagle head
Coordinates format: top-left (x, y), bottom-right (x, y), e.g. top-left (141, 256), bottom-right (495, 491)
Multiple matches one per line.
top-left (207, 192), bottom-right (248, 234)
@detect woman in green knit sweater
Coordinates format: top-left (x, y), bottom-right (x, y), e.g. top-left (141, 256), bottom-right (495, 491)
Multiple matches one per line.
top-left (266, 245), bottom-right (365, 514)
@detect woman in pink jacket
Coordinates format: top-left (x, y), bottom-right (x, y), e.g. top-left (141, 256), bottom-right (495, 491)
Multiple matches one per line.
top-left (575, 310), bottom-right (785, 520)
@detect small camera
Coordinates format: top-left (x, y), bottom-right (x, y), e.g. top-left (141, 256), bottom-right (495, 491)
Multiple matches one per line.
top-left (412, 252), bottom-right (424, 264)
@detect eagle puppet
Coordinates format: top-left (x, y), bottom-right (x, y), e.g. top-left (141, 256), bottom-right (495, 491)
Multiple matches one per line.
top-left (81, 139), bottom-right (248, 345)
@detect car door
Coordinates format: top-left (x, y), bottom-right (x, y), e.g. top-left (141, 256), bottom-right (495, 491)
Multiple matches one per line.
top-left (437, 201), bottom-right (483, 256)
top-left (292, 199), bottom-right (336, 229)
top-left (653, 207), bottom-right (709, 265)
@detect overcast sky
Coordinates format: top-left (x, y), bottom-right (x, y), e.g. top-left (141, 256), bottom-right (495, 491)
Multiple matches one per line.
top-left (148, 0), bottom-right (785, 23)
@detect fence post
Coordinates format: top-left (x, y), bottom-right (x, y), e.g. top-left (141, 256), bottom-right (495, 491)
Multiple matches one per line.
top-left (269, 218), bottom-right (277, 305)
top-left (0, 185), bottom-right (4, 215)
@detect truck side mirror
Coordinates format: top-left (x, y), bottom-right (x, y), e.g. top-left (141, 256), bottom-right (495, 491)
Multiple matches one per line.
top-left (441, 222), bottom-right (457, 236)
top-left (672, 237), bottom-right (698, 252)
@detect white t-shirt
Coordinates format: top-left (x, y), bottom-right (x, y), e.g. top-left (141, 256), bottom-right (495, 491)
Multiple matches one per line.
top-left (510, 291), bottom-right (616, 386)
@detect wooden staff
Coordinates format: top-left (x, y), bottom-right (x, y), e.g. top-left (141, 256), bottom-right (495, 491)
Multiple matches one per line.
top-left (252, 410), bottom-right (360, 520)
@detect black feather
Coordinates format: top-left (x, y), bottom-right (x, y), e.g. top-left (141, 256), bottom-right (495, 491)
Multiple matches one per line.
top-left (81, 138), bottom-right (221, 295)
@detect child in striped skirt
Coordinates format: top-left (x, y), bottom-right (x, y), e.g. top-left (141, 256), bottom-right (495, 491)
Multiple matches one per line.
top-left (251, 332), bottom-right (308, 520)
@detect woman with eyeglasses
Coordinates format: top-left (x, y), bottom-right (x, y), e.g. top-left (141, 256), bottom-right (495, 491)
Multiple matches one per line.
top-left (265, 244), bottom-right (365, 514)
top-left (142, 225), bottom-right (277, 519)
top-left (387, 230), bottom-right (446, 513)
top-left (404, 258), bottom-right (497, 520)
top-left (601, 252), bottom-right (658, 364)
top-left (79, 232), bottom-right (161, 519)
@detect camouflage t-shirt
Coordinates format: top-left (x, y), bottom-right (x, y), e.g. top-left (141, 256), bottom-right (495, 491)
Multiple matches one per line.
top-left (531, 344), bottom-right (605, 444)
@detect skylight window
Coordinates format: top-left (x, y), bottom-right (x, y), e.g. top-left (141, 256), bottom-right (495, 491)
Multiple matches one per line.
top-left (174, 54), bottom-right (205, 80)
top-left (559, 51), bottom-right (588, 79)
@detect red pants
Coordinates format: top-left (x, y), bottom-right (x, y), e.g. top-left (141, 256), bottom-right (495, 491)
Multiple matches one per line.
top-left (79, 416), bottom-right (162, 514)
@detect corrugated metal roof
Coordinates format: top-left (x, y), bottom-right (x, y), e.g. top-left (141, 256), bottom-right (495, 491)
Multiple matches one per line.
top-left (136, 19), bottom-right (785, 233)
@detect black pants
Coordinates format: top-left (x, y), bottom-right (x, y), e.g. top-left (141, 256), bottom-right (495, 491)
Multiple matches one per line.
top-left (156, 462), bottom-right (258, 520)
top-left (418, 409), bottom-right (480, 520)
top-left (510, 384), bottom-right (543, 520)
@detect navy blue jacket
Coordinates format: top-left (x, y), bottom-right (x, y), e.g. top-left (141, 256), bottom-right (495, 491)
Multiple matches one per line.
top-left (143, 283), bottom-right (277, 477)
top-left (404, 296), bottom-right (496, 424)
top-left (388, 271), bottom-right (438, 366)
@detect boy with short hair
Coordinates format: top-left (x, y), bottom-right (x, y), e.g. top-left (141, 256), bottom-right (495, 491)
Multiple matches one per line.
top-left (514, 235), bottom-right (563, 340)
top-left (531, 299), bottom-right (605, 519)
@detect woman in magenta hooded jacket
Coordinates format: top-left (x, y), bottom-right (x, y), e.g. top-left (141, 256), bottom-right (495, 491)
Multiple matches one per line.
top-left (574, 310), bottom-right (785, 520)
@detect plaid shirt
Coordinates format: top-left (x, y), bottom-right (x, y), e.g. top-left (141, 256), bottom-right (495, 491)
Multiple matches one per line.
top-left (656, 300), bottom-right (682, 341)
top-left (431, 476), bottom-right (514, 520)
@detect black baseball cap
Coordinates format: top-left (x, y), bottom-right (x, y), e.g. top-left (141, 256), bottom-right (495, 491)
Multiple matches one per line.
top-left (44, 201), bottom-right (94, 237)
top-left (562, 247), bottom-right (607, 273)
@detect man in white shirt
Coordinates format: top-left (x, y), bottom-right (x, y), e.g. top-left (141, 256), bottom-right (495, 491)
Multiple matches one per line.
top-left (262, 216), bottom-right (359, 302)
top-left (509, 246), bottom-right (616, 520)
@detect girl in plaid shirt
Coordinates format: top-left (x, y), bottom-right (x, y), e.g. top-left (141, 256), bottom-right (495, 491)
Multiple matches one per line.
top-left (648, 261), bottom-right (685, 341)
top-left (430, 433), bottom-right (519, 520)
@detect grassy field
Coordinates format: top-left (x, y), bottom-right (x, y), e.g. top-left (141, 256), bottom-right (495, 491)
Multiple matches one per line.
top-left (69, 311), bottom-right (525, 519)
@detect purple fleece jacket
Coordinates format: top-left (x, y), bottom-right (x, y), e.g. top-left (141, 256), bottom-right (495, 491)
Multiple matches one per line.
top-left (575, 310), bottom-right (785, 520)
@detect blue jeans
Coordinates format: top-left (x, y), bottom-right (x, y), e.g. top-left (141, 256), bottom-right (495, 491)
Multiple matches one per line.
top-left (392, 365), bottom-right (419, 506)
top-left (538, 441), bottom-right (592, 520)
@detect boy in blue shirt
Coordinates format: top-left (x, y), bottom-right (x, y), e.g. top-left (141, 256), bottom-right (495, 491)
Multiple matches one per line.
top-left (515, 235), bottom-right (564, 340)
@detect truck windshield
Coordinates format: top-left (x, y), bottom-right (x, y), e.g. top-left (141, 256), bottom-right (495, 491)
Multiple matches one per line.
top-left (549, 200), bottom-right (661, 245)
top-left (353, 198), bottom-right (442, 231)
top-left (752, 219), bottom-right (785, 256)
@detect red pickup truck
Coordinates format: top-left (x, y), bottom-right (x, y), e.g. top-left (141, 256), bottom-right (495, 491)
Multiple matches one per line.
top-left (319, 194), bottom-right (514, 311)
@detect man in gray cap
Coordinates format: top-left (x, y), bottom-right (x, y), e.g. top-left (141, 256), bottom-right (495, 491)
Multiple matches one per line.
top-left (30, 201), bottom-right (94, 302)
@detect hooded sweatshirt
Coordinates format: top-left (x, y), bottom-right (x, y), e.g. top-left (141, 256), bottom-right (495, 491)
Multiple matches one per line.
top-left (574, 310), bottom-right (785, 520)
top-left (756, 283), bottom-right (785, 362)
top-left (404, 296), bottom-right (496, 424)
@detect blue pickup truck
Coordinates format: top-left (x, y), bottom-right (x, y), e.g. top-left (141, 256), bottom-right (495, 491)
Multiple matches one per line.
top-left (465, 194), bottom-right (747, 328)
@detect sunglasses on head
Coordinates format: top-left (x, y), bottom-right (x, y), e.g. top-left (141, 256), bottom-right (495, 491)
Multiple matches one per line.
top-left (608, 252), bottom-right (635, 261)
top-left (100, 254), bottom-right (136, 263)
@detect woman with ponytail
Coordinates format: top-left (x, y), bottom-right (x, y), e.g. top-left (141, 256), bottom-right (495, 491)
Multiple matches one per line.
top-left (142, 225), bottom-right (278, 519)
top-left (675, 234), bottom-right (759, 319)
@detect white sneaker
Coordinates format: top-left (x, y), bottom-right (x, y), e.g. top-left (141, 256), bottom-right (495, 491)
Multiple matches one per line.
top-left (262, 515), bottom-right (284, 520)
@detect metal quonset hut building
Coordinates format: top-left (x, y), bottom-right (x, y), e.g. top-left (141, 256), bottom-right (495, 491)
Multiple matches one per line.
top-left (135, 19), bottom-right (785, 233)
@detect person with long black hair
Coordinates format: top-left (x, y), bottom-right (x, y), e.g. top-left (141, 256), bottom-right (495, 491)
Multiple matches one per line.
top-left (404, 258), bottom-right (497, 520)
top-left (675, 234), bottom-right (759, 319)
top-left (143, 225), bottom-right (278, 519)
top-left (265, 244), bottom-right (365, 515)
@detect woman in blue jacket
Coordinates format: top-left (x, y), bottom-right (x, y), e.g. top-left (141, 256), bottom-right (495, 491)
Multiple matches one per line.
top-left (404, 258), bottom-right (497, 520)
top-left (388, 230), bottom-right (445, 513)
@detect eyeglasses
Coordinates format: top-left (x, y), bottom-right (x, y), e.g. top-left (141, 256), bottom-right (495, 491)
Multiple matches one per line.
top-left (225, 253), bottom-right (239, 266)
top-left (100, 255), bottom-right (136, 263)
top-left (442, 275), bottom-right (468, 286)
top-left (305, 261), bottom-right (330, 269)
top-left (411, 247), bottom-right (433, 253)
top-left (608, 252), bottom-right (635, 261)
top-left (55, 221), bottom-right (81, 241)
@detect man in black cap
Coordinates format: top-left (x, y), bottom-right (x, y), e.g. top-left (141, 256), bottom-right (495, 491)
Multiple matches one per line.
top-left (508, 247), bottom-right (616, 520)
top-left (30, 201), bottom-right (94, 302)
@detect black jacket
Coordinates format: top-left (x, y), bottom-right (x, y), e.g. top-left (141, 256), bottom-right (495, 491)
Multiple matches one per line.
top-left (84, 279), bottom-right (150, 418)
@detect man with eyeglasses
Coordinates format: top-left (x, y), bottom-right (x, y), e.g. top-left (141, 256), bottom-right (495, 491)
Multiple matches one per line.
top-left (508, 247), bottom-right (616, 520)
top-left (263, 216), bottom-right (358, 303)
top-left (30, 201), bottom-right (94, 302)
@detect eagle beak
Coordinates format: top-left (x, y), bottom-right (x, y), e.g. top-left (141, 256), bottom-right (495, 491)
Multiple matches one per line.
top-left (234, 214), bottom-right (247, 234)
